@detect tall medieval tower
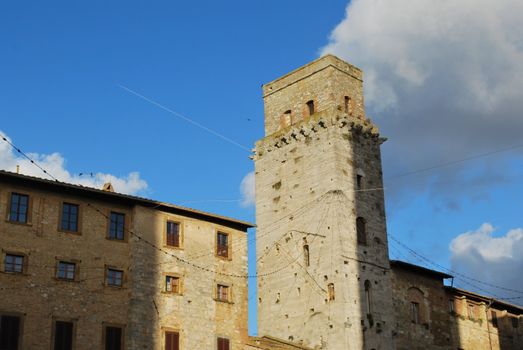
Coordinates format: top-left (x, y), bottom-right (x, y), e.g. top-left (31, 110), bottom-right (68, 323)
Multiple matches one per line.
top-left (254, 55), bottom-right (395, 350)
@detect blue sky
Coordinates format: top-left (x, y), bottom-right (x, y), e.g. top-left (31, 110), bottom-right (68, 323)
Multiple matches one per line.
top-left (2, 0), bottom-right (523, 334)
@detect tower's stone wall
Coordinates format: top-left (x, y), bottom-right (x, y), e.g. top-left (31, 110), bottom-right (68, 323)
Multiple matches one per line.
top-left (254, 55), bottom-right (395, 350)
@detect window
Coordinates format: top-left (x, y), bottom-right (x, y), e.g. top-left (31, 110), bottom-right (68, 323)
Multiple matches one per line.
top-left (491, 310), bottom-right (498, 328)
top-left (356, 174), bottom-right (363, 190)
top-left (61, 203), bottom-right (79, 232)
top-left (303, 245), bottom-right (310, 267)
top-left (216, 232), bottom-right (229, 258)
top-left (8, 193), bottom-right (29, 223)
top-left (411, 302), bottom-right (420, 324)
top-left (467, 303), bottom-right (476, 320)
top-left (109, 212), bottom-right (125, 240)
top-left (344, 96), bottom-right (351, 114)
top-left (57, 261), bottom-right (76, 281)
top-left (327, 283), bottom-right (335, 301)
top-left (166, 221), bottom-right (181, 247)
top-left (365, 280), bottom-right (372, 314)
top-left (281, 110), bottom-right (292, 128)
top-left (512, 316), bottom-right (519, 329)
top-left (165, 331), bottom-right (179, 350)
top-left (306, 100), bottom-right (315, 116)
top-left (165, 275), bottom-right (180, 294)
top-left (448, 299), bottom-right (455, 313)
top-left (53, 320), bottom-right (74, 350)
top-left (356, 217), bottom-right (367, 245)
top-left (0, 314), bottom-right (21, 350)
top-left (106, 268), bottom-right (123, 287)
top-left (216, 284), bottom-right (229, 302)
top-left (104, 325), bottom-right (123, 350)
top-left (4, 254), bottom-right (24, 274)
top-left (217, 337), bottom-right (230, 350)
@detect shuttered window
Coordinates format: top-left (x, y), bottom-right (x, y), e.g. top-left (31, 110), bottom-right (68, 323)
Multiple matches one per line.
top-left (217, 337), bottom-right (230, 350)
top-left (166, 221), bottom-right (180, 247)
top-left (164, 331), bottom-right (179, 350)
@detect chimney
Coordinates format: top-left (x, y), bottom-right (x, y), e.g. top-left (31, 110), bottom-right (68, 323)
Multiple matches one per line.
top-left (102, 182), bottom-right (114, 192)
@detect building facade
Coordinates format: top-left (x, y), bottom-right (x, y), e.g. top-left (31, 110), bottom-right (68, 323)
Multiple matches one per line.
top-left (0, 55), bottom-right (522, 350)
top-left (0, 171), bottom-right (252, 350)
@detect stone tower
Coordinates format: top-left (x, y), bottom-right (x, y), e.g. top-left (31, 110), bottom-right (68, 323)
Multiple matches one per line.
top-left (254, 55), bottom-right (395, 350)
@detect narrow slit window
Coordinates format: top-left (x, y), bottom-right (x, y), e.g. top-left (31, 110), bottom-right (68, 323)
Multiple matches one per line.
top-left (306, 100), bottom-right (315, 116)
top-left (356, 174), bottom-right (363, 190)
top-left (328, 283), bottom-right (335, 301)
top-left (356, 217), bottom-right (367, 245)
top-left (448, 299), bottom-right (455, 313)
top-left (303, 245), bottom-right (310, 267)
top-left (365, 280), bottom-right (372, 314)
top-left (344, 96), bottom-right (351, 114)
top-left (411, 302), bottom-right (420, 324)
top-left (491, 310), bottom-right (498, 328)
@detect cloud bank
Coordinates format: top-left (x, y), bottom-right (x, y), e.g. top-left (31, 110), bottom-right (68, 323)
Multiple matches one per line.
top-left (321, 0), bottom-right (523, 207)
top-left (450, 223), bottom-right (523, 300)
top-left (0, 131), bottom-right (148, 195)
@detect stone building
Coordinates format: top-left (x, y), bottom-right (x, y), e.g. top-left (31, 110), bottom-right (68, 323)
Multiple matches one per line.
top-left (0, 170), bottom-right (252, 349)
top-left (0, 54), bottom-right (522, 350)
top-left (252, 54), bottom-right (523, 350)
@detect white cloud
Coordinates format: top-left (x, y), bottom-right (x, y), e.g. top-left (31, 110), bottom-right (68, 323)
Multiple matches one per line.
top-left (240, 171), bottom-right (255, 207)
top-left (450, 223), bottom-right (523, 299)
top-left (0, 131), bottom-right (148, 195)
top-left (321, 0), bottom-right (523, 207)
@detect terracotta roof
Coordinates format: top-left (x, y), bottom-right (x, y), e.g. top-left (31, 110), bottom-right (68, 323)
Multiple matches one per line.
top-left (0, 170), bottom-right (254, 231)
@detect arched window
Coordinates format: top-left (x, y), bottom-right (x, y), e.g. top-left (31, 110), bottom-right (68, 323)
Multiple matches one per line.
top-left (328, 283), bottom-right (335, 301)
top-left (280, 110), bottom-right (292, 129)
top-left (356, 217), bottom-right (367, 245)
top-left (303, 244), bottom-right (310, 267)
top-left (407, 287), bottom-right (425, 324)
top-left (306, 100), bottom-right (315, 116)
top-left (364, 280), bottom-right (372, 315)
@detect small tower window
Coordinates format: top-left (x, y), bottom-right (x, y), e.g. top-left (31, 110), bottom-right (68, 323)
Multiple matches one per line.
top-left (303, 244), bottom-right (310, 267)
top-left (356, 217), bottom-right (367, 245)
top-left (328, 283), bottom-right (335, 301)
top-left (344, 96), bottom-right (351, 114)
top-left (356, 174), bottom-right (363, 190)
top-left (280, 110), bottom-right (292, 129)
top-left (306, 100), bottom-right (315, 116)
top-left (364, 280), bottom-right (372, 314)
top-left (411, 302), bottom-right (421, 324)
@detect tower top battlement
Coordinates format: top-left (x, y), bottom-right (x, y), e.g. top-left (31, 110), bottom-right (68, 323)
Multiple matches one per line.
top-left (261, 54), bottom-right (367, 136)
top-left (262, 54), bottom-right (362, 97)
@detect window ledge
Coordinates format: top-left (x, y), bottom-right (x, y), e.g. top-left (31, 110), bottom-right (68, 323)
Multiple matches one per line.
top-left (161, 291), bottom-right (184, 296)
top-left (213, 298), bottom-right (234, 305)
top-left (57, 229), bottom-right (82, 236)
top-left (5, 220), bottom-right (32, 227)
